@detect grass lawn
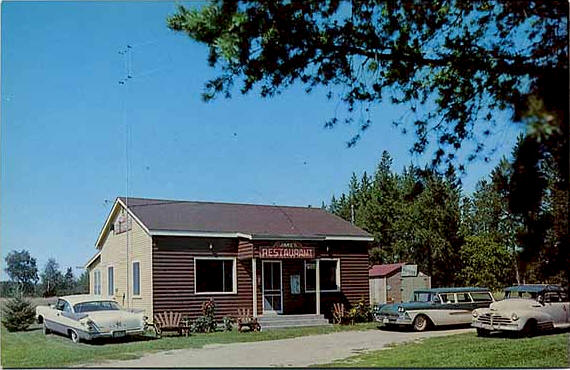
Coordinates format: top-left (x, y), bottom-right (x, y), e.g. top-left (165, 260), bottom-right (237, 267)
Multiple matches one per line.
top-left (1, 322), bottom-right (378, 368)
top-left (319, 331), bottom-right (570, 368)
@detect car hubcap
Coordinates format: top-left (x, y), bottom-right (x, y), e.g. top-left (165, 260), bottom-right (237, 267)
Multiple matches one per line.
top-left (417, 317), bottom-right (425, 329)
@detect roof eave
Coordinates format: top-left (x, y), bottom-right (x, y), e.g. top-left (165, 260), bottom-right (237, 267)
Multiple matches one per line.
top-left (148, 230), bottom-right (374, 242)
top-left (84, 251), bottom-right (101, 269)
top-left (95, 197), bottom-right (151, 248)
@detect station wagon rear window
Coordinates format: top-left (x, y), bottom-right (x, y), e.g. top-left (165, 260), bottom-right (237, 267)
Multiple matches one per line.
top-left (470, 292), bottom-right (493, 302)
top-left (74, 301), bottom-right (121, 313)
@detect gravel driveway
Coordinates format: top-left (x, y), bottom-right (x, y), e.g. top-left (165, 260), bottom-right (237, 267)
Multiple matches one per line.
top-left (87, 327), bottom-right (472, 367)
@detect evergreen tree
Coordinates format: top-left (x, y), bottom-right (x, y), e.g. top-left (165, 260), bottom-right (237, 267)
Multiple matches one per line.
top-left (63, 267), bottom-right (75, 294)
top-left (39, 259), bottom-right (64, 297)
top-left (1, 291), bottom-right (36, 332)
top-left (76, 271), bottom-right (90, 294)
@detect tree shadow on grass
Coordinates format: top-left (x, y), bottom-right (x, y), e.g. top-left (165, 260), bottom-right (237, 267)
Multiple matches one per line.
top-left (88, 335), bottom-right (160, 346)
top-left (376, 323), bottom-right (472, 332)
top-left (486, 327), bottom-right (570, 340)
top-left (44, 330), bottom-right (161, 346)
top-left (22, 326), bottom-right (43, 332)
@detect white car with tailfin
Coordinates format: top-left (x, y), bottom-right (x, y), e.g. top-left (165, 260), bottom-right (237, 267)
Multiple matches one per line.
top-left (36, 295), bottom-right (148, 343)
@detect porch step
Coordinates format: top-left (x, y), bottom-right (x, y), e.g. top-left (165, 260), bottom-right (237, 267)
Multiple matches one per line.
top-left (258, 314), bottom-right (331, 330)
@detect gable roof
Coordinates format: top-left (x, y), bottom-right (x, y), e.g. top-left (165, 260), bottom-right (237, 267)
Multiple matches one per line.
top-left (96, 197), bottom-right (373, 247)
top-left (369, 263), bottom-right (406, 278)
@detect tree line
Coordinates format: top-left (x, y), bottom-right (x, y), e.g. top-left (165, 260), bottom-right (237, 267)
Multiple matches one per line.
top-left (327, 137), bottom-right (567, 290)
top-left (2, 250), bottom-right (88, 297)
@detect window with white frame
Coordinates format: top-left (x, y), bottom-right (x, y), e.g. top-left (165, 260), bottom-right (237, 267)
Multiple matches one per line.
top-left (132, 261), bottom-right (140, 296)
top-left (93, 270), bottom-right (101, 295)
top-left (305, 259), bottom-right (340, 292)
top-left (195, 258), bottom-right (236, 294)
top-left (107, 266), bottom-right (114, 296)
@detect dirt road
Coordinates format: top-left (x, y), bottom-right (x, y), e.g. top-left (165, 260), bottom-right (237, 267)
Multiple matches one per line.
top-left (88, 327), bottom-right (472, 367)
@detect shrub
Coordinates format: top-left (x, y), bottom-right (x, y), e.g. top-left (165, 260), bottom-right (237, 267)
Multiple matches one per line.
top-left (222, 316), bottom-right (234, 331)
top-left (347, 297), bottom-right (373, 323)
top-left (2, 293), bottom-right (36, 332)
top-left (192, 298), bottom-right (217, 333)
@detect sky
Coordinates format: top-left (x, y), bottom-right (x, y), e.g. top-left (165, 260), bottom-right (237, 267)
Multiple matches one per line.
top-left (0, 1), bottom-right (523, 280)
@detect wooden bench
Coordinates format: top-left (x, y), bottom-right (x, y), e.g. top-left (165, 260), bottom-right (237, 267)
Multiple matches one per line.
top-left (236, 308), bottom-right (260, 332)
top-left (153, 311), bottom-right (190, 337)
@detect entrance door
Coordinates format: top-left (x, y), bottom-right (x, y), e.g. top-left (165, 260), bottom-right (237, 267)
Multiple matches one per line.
top-left (262, 261), bottom-right (282, 314)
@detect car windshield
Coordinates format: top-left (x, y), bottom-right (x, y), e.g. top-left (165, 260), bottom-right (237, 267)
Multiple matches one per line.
top-left (505, 291), bottom-right (538, 299)
top-left (74, 301), bottom-right (122, 313)
top-left (412, 292), bottom-right (432, 302)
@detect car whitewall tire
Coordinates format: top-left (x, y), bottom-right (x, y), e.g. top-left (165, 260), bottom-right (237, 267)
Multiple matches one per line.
top-left (69, 329), bottom-right (80, 343)
top-left (413, 315), bottom-right (429, 331)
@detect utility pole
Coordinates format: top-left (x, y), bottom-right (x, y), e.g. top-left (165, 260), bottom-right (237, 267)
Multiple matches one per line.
top-left (351, 203), bottom-right (355, 224)
top-left (119, 44), bottom-right (132, 308)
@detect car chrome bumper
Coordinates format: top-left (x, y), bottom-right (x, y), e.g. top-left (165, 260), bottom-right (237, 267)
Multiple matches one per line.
top-left (472, 321), bottom-right (521, 331)
top-left (81, 328), bottom-right (146, 340)
top-left (374, 315), bottom-right (413, 325)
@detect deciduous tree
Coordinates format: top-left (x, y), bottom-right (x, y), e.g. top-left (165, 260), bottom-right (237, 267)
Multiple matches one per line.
top-left (4, 250), bottom-right (39, 294)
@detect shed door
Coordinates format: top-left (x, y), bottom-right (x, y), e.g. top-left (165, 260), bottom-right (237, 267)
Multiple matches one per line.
top-left (262, 261), bottom-right (282, 314)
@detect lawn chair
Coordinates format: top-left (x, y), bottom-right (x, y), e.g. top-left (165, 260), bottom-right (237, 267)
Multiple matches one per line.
top-left (332, 303), bottom-right (346, 324)
top-left (236, 308), bottom-right (261, 332)
top-left (153, 311), bottom-right (190, 337)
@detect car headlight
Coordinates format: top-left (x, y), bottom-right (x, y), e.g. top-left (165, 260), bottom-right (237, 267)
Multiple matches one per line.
top-left (472, 310), bottom-right (478, 318)
top-left (397, 306), bottom-right (405, 313)
top-left (511, 312), bottom-right (519, 321)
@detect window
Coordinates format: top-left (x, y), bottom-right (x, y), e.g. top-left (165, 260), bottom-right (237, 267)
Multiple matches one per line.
top-left (132, 261), bottom-right (140, 296)
top-left (75, 301), bottom-right (121, 313)
top-left (93, 270), bottom-right (101, 295)
top-left (413, 292), bottom-right (432, 302)
top-left (305, 259), bottom-right (340, 292)
top-left (55, 299), bottom-right (69, 311)
top-left (457, 293), bottom-right (472, 303)
top-left (506, 291), bottom-right (536, 299)
top-left (439, 293), bottom-right (456, 304)
top-left (470, 292), bottom-right (493, 302)
top-left (545, 292), bottom-right (561, 303)
top-left (194, 258), bottom-right (236, 294)
top-left (107, 266), bottom-right (114, 296)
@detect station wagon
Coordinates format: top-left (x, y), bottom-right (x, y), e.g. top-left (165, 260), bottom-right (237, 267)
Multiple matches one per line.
top-left (374, 287), bottom-right (494, 331)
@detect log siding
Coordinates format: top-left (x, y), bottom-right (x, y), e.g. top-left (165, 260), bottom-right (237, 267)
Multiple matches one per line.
top-left (153, 237), bottom-right (369, 320)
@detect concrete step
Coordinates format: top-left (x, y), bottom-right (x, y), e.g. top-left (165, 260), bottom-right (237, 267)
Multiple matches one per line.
top-left (259, 314), bottom-right (326, 322)
top-left (259, 319), bottom-right (330, 327)
top-left (258, 314), bottom-right (331, 330)
top-left (261, 322), bottom-right (333, 330)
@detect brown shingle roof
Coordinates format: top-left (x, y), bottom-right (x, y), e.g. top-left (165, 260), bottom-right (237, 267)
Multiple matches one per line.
top-left (119, 197), bottom-right (371, 239)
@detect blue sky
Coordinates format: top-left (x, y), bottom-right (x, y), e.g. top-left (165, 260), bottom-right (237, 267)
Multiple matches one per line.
top-left (1, 1), bottom-right (523, 279)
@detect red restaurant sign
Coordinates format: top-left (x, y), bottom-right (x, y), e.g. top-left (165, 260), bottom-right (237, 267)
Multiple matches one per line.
top-left (259, 242), bottom-right (315, 259)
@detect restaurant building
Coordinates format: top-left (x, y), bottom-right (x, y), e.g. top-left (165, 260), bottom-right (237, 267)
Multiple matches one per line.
top-left (85, 197), bottom-right (373, 322)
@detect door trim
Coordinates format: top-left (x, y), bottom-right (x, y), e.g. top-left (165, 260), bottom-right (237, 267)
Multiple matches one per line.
top-left (262, 260), bottom-right (283, 314)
